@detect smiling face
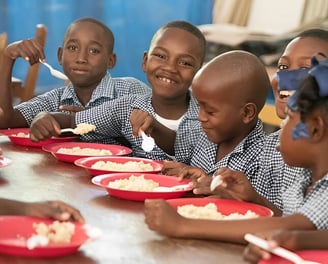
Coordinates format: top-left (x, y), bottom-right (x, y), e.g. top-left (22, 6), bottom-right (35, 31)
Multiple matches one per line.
top-left (58, 21), bottom-right (116, 90)
top-left (141, 27), bottom-right (204, 101)
top-left (274, 37), bottom-right (328, 119)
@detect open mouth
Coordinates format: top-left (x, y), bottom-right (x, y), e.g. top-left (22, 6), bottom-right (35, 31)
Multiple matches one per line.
top-left (279, 90), bottom-right (295, 99)
top-left (157, 76), bottom-right (176, 84)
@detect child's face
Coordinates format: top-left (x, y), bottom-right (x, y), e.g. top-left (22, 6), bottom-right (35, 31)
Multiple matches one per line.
top-left (278, 109), bottom-right (308, 167)
top-left (274, 37), bottom-right (328, 119)
top-left (142, 28), bottom-right (203, 99)
top-left (58, 21), bottom-right (116, 89)
top-left (193, 80), bottom-right (245, 145)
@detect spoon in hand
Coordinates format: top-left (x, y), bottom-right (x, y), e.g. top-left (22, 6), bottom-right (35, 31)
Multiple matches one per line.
top-left (153, 184), bottom-right (192, 192)
top-left (141, 131), bottom-right (155, 152)
top-left (244, 234), bottom-right (320, 264)
top-left (39, 59), bottom-right (68, 80)
top-left (61, 123), bottom-right (96, 135)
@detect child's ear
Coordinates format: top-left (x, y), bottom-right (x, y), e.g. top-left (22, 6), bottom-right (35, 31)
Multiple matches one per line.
top-left (107, 53), bottom-right (116, 69)
top-left (242, 103), bottom-right (257, 123)
top-left (307, 109), bottom-right (326, 142)
top-left (141, 51), bottom-right (148, 73)
top-left (57, 47), bottom-right (63, 65)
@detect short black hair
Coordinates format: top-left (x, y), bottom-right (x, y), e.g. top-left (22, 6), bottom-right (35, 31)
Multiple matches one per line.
top-left (150, 20), bottom-right (206, 62)
top-left (64, 17), bottom-right (115, 53)
top-left (296, 28), bottom-right (328, 42)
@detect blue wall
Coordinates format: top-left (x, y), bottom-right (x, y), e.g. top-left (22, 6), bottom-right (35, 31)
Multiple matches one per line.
top-left (0, 0), bottom-right (213, 93)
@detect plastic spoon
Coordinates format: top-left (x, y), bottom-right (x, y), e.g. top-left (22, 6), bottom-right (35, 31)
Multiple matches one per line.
top-left (61, 123), bottom-right (96, 135)
top-left (153, 184), bottom-right (191, 192)
top-left (39, 59), bottom-right (68, 80)
top-left (141, 131), bottom-right (155, 152)
top-left (210, 174), bottom-right (223, 192)
top-left (244, 233), bottom-right (320, 264)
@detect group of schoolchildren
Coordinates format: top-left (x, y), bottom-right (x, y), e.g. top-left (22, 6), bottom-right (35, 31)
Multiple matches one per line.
top-left (1, 17), bottom-right (328, 263)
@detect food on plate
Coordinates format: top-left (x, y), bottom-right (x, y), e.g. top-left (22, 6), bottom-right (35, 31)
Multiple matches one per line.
top-left (12, 132), bottom-right (29, 137)
top-left (91, 160), bottom-right (153, 172)
top-left (108, 175), bottom-right (159, 191)
top-left (74, 123), bottom-right (96, 135)
top-left (26, 221), bottom-right (75, 249)
top-left (57, 146), bottom-right (112, 156)
top-left (177, 203), bottom-right (259, 220)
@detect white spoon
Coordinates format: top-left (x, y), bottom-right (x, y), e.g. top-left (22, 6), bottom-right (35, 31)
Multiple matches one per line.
top-left (141, 131), bottom-right (155, 152)
top-left (153, 184), bottom-right (191, 192)
top-left (61, 123), bottom-right (96, 135)
top-left (39, 59), bottom-right (68, 80)
top-left (210, 174), bottom-right (223, 192)
top-left (244, 233), bottom-right (320, 264)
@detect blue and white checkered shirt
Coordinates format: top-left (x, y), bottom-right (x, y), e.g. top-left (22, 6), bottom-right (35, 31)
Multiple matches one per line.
top-left (282, 169), bottom-right (328, 229)
top-left (253, 130), bottom-right (306, 209)
top-left (189, 119), bottom-right (265, 180)
top-left (15, 73), bottom-right (150, 125)
top-left (76, 92), bottom-right (202, 162)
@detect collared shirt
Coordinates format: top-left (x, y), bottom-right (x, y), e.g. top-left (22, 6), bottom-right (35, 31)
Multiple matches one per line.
top-left (189, 119), bottom-right (265, 180)
top-left (282, 170), bottom-right (328, 229)
top-left (15, 73), bottom-right (150, 125)
top-left (76, 92), bottom-right (202, 162)
top-left (253, 130), bottom-right (305, 209)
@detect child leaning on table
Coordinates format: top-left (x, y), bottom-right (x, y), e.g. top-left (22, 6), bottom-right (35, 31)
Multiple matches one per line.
top-left (162, 50), bottom-right (270, 183)
top-left (29, 20), bottom-right (205, 163)
top-left (182, 29), bottom-right (328, 213)
top-left (144, 58), bottom-right (328, 243)
top-left (0, 17), bottom-right (149, 137)
top-left (244, 229), bottom-right (328, 263)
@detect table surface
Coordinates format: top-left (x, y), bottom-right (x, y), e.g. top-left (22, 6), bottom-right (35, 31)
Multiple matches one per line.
top-left (0, 136), bottom-right (248, 264)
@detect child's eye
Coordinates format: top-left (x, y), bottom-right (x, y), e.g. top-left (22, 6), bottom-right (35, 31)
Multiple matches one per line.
top-left (178, 60), bottom-right (193, 67)
top-left (154, 53), bottom-right (165, 59)
top-left (278, 64), bottom-right (288, 70)
top-left (89, 48), bottom-right (100, 54)
top-left (66, 45), bottom-right (78, 51)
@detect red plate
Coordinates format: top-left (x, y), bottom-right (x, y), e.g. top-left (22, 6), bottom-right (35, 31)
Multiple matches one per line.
top-left (259, 250), bottom-right (328, 264)
top-left (0, 128), bottom-right (78, 148)
top-left (75, 156), bottom-right (163, 176)
top-left (166, 198), bottom-right (273, 217)
top-left (91, 173), bottom-right (192, 201)
top-left (42, 142), bottom-right (132, 163)
top-left (0, 216), bottom-right (90, 257)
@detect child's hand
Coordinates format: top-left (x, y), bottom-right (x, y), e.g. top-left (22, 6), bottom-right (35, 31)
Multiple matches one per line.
top-left (29, 112), bottom-right (62, 142)
top-left (243, 230), bottom-right (298, 263)
top-left (22, 201), bottom-right (85, 224)
top-left (209, 168), bottom-right (259, 202)
top-left (161, 160), bottom-right (188, 176)
top-left (5, 39), bottom-right (45, 64)
top-left (144, 199), bottom-right (185, 237)
top-left (129, 109), bottom-right (154, 137)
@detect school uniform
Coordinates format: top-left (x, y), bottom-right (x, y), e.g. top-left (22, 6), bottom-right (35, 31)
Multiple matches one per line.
top-left (76, 92), bottom-right (202, 162)
top-left (189, 119), bottom-right (265, 180)
top-left (15, 73), bottom-right (150, 125)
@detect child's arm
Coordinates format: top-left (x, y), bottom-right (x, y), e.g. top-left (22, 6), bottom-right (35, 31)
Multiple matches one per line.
top-left (0, 198), bottom-right (84, 223)
top-left (130, 109), bottom-right (176, 155)
top-left (0, 39), bottom-right (45, 128)
top-left (243, 229), bottom-right (328, 263)
top-left (144, 199), bottom-right (315, 244)
top-left (29, 112), bottom-right (73, 142)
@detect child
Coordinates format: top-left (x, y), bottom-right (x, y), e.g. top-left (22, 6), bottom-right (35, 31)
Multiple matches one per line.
top-left (29, 20), bottom-right (206, 162)
top-left (162, 49), bottom-right (270, 186)
top-left (244, 229), bottom-right (328, 263)
top-left (144, 57), bottom-right (328, 243)
top-left (0, 198), bottom-right (84, 223)
top-left (186, 29), bottom-right (328, 211)
top-left (0, 17), bottom-right (149, 138)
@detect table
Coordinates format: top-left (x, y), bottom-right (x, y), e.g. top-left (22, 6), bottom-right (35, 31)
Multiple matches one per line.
top-left (0, 137), bottom-right (248, 264)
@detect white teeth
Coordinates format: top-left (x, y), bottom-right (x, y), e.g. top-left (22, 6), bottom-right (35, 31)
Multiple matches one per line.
top-left (159, 77), bottom-right (174, 84)
top-left (279, 90), bottom-right (295, 97)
